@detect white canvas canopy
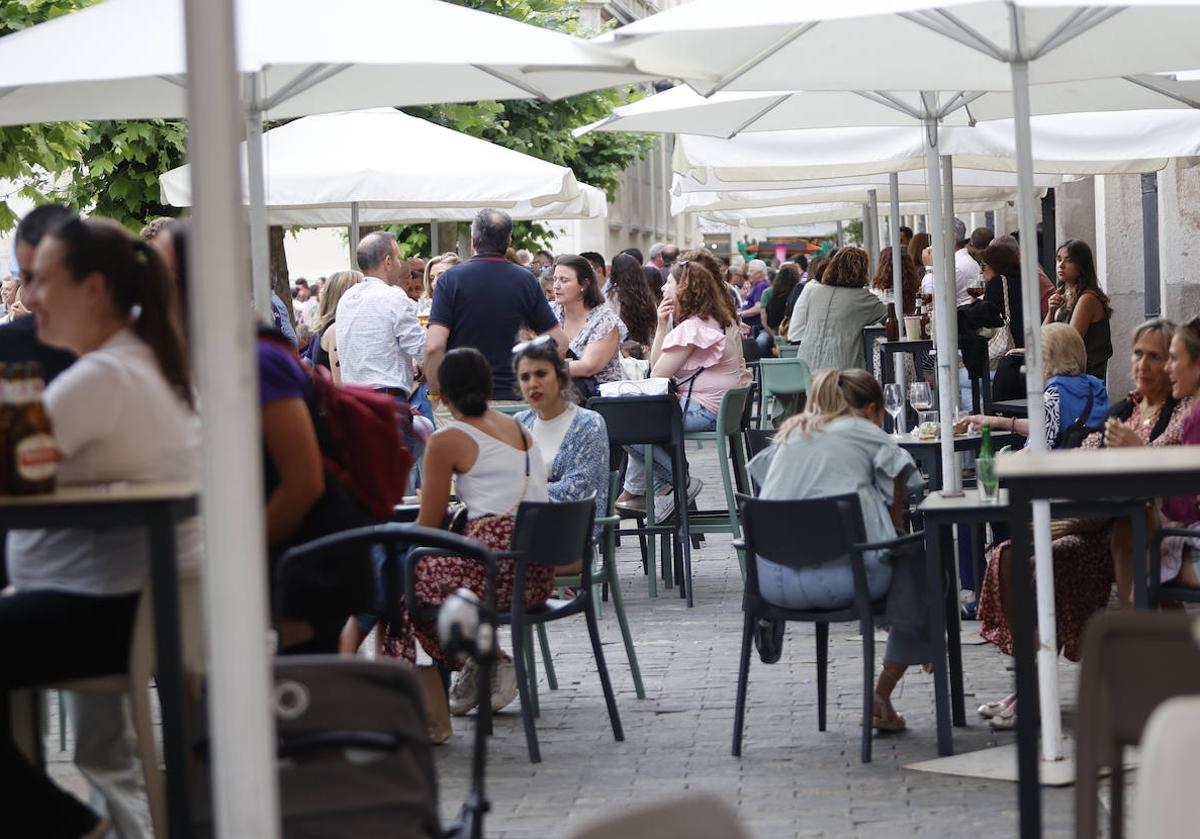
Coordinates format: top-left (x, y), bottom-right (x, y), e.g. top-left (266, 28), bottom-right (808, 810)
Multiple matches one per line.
top-left (159, 108), bottom-right (606, 237)
top-left (703, 197), bottom-right (1013, 228)
top-left (0, 0), bottom-right (650, 126)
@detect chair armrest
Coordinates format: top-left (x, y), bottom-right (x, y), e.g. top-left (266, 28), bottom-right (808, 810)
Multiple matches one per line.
top-left (854, 531), bottom-right (926, 553)
top-left (1153, 526), bottom-right (1199, 546)
top-left (595, 515), bottom-right (620, 528)
top-left (732, 539), bottom-right (745, 551)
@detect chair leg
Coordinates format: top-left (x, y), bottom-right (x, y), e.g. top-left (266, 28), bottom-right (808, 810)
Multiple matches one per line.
top-left (522, 626), bottom-right (540, 718)
top-left (1110, 756), bottom-right (1125, 839)
top-left (816, 622), bottom-right (829, 732)
top-left (128, 683), bottom-right (168, 839)
top-left (512, 622), bottom-right (541, 763)
top-left (661, 533), bottom-right (674, 588)
top-left (861, 617), bottom-right (875, 764)
top-left (584, 603), bottom-right (624, 743)
top-left (535, 623), bottom-right (558, 691)
top-left (732, 612), bottom-right (754, 757)
top-left (606, 564), bottom-right (646, 700)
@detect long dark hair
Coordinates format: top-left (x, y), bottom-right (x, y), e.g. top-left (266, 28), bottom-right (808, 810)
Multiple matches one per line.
top-left (766, 263), bottom-right (801, 329)
top-left (51, 217), bottom-right (193, 408)
top-left (555, 254), bottom-right (603, 309)
top-left (870, 246), bottom-right (920, 313)
top-left (608, 253), bottom-right (656, 346)
top-left (672, 260), bottom-right (738, 329)
top-left (1057, 239), bottom-right (1112, 319)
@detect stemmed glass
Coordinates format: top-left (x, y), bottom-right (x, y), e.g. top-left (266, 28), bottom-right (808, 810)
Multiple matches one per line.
top-left (884, 383), bottom-right (905, 438)
top-left (909, 382), bottom-right (933, 412)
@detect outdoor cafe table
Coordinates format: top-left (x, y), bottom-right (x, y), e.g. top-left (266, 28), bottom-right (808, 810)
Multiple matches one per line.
top-left (875, 337), bottom-right (933, 387)
top-left (916, 488), bottom-right (1149, 760)
top-left (997, 447), bottom-right (1200, 839)
top-left (898, 429), bottom-right (1015, 491)
top-left (0, 482), bottom-right (199, 839)
top-left (993, 398), bottom-right (1028, 418)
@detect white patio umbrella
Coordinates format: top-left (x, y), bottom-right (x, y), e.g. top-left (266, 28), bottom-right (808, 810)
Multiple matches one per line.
top-left (0, 0), bottom-right (652, 316)
top-left (703, 196), bottom-right (1016, 228)
top-left (158, 108), bottom-right (605, 263)
top-left (594, 0), bottom-right (1200, 800)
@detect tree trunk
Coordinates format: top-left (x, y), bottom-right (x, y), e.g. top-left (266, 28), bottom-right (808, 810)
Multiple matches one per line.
top-left (269, 226), bottom-right (293, 323)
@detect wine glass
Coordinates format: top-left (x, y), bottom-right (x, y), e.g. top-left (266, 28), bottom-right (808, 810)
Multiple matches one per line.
top-left (909, 382), bottom-right (932, 412)
top-left (884, 383), bottom-right (905, 438)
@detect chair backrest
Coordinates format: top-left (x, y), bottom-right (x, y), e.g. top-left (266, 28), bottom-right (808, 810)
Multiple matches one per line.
top-left (736, 493), bottom-right (869, 611)
top-left (587, 395), bottom-right (683, 447)
top-left (758, 357), bottom-right (811, 397)
top-left (715, 386), bottom-right (752, 437)
top-left (491, 402), bottom-right (528, 416)
top-left (512, 498), bottom-right (597, 571)
top-left (743, 428), bottom-right (775, 460)
top-left (777, 343), bottom-right (801, 359)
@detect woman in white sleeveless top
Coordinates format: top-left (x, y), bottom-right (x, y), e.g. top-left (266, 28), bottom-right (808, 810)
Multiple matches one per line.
top-left (382, 347), bottom-right (549, 715)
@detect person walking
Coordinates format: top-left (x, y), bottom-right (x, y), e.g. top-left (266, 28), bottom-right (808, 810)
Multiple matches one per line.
top-left (424, 209), bottom-right (566, 422)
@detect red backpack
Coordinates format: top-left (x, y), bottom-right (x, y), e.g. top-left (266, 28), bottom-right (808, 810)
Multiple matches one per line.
top-left (307, 363), bottom-right (414, 520)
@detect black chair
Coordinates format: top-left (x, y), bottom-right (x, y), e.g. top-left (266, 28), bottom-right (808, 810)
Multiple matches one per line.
top-left (732, 493), bottom-right (924, 763)
top-left (743, 428), bottom-right (775, 461)
top-left (588, 395), bottom-right (697, 606)
top-left (408, 498), bottom-right (623, 764)
top-left (1148, 527), bottom-right (1200, 607)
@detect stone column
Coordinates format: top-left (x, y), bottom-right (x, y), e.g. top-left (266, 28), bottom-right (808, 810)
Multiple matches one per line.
top-left (1157, 159), bottom-right (1200, 322)
top-left (1094, 174), bottom-right (1145, 394)
top-left (1055, 176), bottom-right (1096, 246)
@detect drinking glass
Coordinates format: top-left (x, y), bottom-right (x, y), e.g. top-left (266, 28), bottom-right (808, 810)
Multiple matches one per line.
top-left (908, 382), bottom-right (933, 412)
top-left (884, 383), bottom-right (905, 438)
top-left (977, 457), bottom-right (1000, 503)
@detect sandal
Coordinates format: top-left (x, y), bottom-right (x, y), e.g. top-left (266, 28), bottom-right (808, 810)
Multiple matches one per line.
top-left (989, 703), bottom-right (1018, 731)
top-left (872, 693), bottom-right (907, 732)
top-left (977, 693), bottom-right (1016, 719)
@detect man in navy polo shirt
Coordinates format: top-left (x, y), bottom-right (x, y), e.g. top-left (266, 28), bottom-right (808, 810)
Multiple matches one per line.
top-left (425, 208), bottom-right (565, 417)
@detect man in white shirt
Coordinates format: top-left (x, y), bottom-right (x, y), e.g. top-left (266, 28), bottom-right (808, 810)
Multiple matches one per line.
top-left (952, 218), bottom-right (981, 306)
top-left (335, 231), bottom-right (425, 400)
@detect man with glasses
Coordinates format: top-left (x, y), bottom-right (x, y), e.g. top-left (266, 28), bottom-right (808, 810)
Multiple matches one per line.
top-left (424, 208), bottom-right (565, 424)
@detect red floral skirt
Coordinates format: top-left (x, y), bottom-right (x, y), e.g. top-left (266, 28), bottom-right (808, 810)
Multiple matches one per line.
top-left (978, 528), bottom-right (1114, 662)
top-left (381, 516), bottom-right (555, 665)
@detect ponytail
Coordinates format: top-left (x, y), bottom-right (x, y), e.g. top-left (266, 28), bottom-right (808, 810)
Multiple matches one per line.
top-left (51, 218), bottom-right (194, 409)
top-left (777, 368), bottom-right (882, 441)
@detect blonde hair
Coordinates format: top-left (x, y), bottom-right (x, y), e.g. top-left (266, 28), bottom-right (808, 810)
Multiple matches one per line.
top-left (423, 252), bottom-right (461, 299)
top-left (777, 368), bottom-right (882, 441)
top-left (316, 269), bottom-right (362, 333)
top-left (1041, 322), bottom-right (1087, 378)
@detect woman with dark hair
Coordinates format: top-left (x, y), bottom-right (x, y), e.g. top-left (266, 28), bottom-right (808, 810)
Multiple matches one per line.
top-left (787, 247), bottom-right (886, 370)
top-left (0, 217), bottom-right (201, 837)
top-left (606, 253), bottom-right (657, 348)
top-left (981, 240), bottom-right (1024, 350)
top-left (551, 254), bottom-right (623, 389)
top-left (383, 347), bottom-right (550, 715)
top-left (762, 262), bottom-right (802, 342)
top-left (1046, 239), bottom-right (1113, 379)
top-left (514, 335), bottom-right (609, 531)
top-left (869, 246), bottom-right (920, 317)
top-left (642, 264), bottom-right (665, 305)
top-left (618, 259), bottom-right (752, 520)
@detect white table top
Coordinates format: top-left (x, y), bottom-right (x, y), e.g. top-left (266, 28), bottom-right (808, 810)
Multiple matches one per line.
top-left (996, 446), bottom-right (1200, 481)
top-left (0, 481), bottom-right (199, 508)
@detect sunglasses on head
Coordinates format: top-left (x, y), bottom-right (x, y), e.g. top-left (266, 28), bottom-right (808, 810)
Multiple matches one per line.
top-left (512, 334), bottom-right (556, 356)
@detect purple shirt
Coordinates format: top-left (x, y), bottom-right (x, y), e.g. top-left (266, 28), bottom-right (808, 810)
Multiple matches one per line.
top-left (258, 340), bottom-right (308, 405)
top-left (741, 279), bottom-right (769, 329)
top-left (1162, 400), bottom-right (1200, 525)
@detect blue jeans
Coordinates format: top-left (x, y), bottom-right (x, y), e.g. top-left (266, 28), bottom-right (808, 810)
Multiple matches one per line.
top-left (755, 328), bottom-right (775, 356)
top-left (623, 398), bottom-right (717, 495)
top-left (355, 524), bottom-right (414, 635)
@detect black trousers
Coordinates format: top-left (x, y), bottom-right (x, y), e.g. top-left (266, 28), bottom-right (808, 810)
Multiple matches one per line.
top-left (0, 588), bottom-right (139, 837)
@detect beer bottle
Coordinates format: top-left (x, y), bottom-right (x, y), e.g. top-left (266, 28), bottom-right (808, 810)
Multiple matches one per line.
top-left (885, 298), bottom-right (900, 342)
top-left (10, 363), bottom-right (58, 494)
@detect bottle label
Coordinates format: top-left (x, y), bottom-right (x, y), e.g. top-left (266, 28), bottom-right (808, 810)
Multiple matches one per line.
top-left (15, 433), bottom-right (58, 482)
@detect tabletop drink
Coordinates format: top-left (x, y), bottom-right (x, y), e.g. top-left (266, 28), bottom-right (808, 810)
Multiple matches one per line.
top-left (885, 298), bottom-right (900, 341)
top-left (976, 426), bottom-right (998, 503)
top-left (8, 363), bottom-right (58, 495)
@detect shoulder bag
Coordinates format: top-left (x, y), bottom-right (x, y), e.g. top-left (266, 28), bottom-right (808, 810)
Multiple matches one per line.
top-left (987, 275), bottom-right (1016, 367)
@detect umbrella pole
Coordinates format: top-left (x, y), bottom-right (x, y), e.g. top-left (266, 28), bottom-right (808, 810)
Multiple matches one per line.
top-left (940, 156), bottom-right (964, 489)
top-left (430, 219), bottom-right (439, 255)
top-left (349, 202), bottom-right (360, 269)
top-left (867, 189), bottom-right (880, 273)
top-left (889, 172), bottom-right (907, 432)
top-left (1011, 55), bottom-right (1064, 764)
top-left (184, 0), bottom-right (280, 836)
top-left (243, 77), bottom-right (272, 322)
top-left (922, 112), bottom-right (959, 497)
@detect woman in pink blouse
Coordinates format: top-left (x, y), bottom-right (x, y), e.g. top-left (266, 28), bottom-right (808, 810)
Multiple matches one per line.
top-left (617, 257), bottom-right (751, 521)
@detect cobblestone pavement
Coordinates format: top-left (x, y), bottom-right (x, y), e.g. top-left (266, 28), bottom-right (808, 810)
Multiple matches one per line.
top-left (44, 445), bottom-right (1082, 838)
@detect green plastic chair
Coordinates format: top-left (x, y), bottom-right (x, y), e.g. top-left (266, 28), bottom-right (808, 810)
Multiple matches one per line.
top-left (522, 468), bottom-right (647, 709)
top-left (491, 402), bottom-right (529, 416)
top-left (757, 357), bottom-right (811, 430)
top-left (682, 387), bottom-right (753, 577)
top-left (776, 340), bottom-right (801, 359)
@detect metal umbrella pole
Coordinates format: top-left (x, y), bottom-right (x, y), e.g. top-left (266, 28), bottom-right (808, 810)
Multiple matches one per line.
top-left (867, 188), bottom-right (880, 273)
top-left (889, 171), bottom-right (907, 433)
top-left (349, 201), bottom-right (361, 267)
top-left (921, 99), bottom-right (958, 500)
top-left (243, 74), bottom-right (273, 321)
top-left (184, 0), bottom-right (280, 835)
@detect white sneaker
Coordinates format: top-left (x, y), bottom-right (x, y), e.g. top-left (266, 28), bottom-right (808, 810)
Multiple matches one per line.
top-left (490, 656), bottom-right (519, 712)
top-left (448, 660), bottom-right (480, 716)
top-left (653, 492), bottom-right (676, 521)
top-left (686, 476), bottom-right (704, 503)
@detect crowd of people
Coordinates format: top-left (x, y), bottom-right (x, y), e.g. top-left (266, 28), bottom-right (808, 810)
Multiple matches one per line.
top-left (2, 194), bottom-right (1197, 836)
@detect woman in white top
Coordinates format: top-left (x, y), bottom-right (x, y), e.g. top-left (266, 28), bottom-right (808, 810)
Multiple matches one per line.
top-left (0, 216), bottom-right (200, 838)
top-left (382, 347), bottom-right (549, 715)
